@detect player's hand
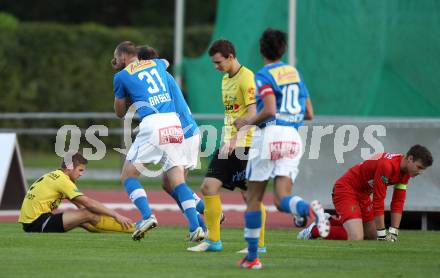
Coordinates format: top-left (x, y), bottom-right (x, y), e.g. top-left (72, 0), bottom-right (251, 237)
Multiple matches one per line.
top-left (115, 214), bottom-right (134, 230)
top-left (220, 139), bottom-right (236, 157)
top-left (234, 118), bottom-right (248, 130)
top-left (386, 227), bottom-right (399, 242)
top-left (377, 229), bottom-right (387, 241)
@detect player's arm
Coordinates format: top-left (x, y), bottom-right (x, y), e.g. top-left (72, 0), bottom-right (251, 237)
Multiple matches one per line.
top-left (304, 97), bottom-right (314, 120)
top-left (233, 75), bottom-right (257, 131)
top-left (114, 97), bottom-right (128, 118)
top-left (300, 80), bottom-right (314, 120)
top-left (372, 161), bottom-right (393, 231)
top-left (71, 195), bottom-right (133, 229)
top-left (385, 183), bottom-right (407, 241)
top-left (240, 104), bottom-right (256, 122)
top-left (236, 86), bottom-right (275, 129)
top-left (224, 104), bottom-right (256, 155)
top-left (390, 183), bottom-right (407, 228)
top-left (250, 88), bottom-right (276, 126)
top-left (113, 74), bottom-right (129, 118)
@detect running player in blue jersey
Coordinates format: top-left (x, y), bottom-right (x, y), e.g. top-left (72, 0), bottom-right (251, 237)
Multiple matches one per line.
top-left (234, 29), bottom-right (329, 269)
top-left (112, 41), bottom-right (204, 242)
top-left (136, 45), bottom-right (206, 233)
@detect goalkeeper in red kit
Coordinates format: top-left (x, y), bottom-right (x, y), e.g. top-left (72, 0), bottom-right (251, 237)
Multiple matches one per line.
top-left (297, 145), bottom-right (433, 241)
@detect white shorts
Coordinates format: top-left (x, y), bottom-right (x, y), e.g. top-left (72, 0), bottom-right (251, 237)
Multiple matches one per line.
top-left (246, 125), bottom-right (303, 182)
top-left (162, 133), bottom-right (200, 171)
top-left (126, 112), bottom-right (187, 171)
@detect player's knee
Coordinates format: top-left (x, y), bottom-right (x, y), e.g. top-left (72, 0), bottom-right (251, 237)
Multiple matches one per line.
top-left (348, 232), bottom-right (364, 240)
top-left (200, 180), bottom-right (217, 196)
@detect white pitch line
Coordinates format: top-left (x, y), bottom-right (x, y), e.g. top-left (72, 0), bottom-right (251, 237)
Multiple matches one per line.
top-left (0, 203), bottom-right (279, 217)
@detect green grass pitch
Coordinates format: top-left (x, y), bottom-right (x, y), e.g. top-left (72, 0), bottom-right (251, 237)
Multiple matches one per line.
top-left (1, 223), bottom-right (439, 277)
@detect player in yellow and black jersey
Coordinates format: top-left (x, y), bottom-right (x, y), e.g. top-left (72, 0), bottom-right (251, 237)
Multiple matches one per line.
top-left (187, 39), bottom-right (266, 253)
top-left (19, 152), bottom-right (133, 233)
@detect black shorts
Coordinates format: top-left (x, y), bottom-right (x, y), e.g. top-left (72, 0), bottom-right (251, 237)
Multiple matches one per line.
top-left (205, 147), bottom-right (249, 191)
top-left (22, 213), bottom-right (65, 233)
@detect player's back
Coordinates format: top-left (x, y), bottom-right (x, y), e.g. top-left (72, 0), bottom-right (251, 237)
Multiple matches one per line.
top-left (114, 59), bottom-right (176, 120)
top-left (166, 72), bottom-right (198, 138)
top-left (255, 62), bottom-right (309, 129)
top-left (341, 153), bottom-right (408, 191)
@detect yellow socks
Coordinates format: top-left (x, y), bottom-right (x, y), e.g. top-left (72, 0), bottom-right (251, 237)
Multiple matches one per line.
top-left (88, 216), bottom-right (135, 233)
top-left (259, 203), bottom-right (266, 248)
top-left (204, 195), bottom-right (222, 242)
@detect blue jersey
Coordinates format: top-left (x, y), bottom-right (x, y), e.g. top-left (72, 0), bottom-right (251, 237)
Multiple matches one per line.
top-left (254, 62), bottom-right (309, 129)
top-left (166, 72), bottom-right (199, 138)
top-left (113, 59), bottom-right (176, 120)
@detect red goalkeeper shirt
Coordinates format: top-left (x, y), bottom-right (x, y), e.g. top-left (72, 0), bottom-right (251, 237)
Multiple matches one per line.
top-left (336, 153), bottom-right (410, 216)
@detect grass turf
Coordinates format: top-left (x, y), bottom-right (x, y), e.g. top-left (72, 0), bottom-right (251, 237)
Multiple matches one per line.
top-left (1, 223), bottom-right (439, 277)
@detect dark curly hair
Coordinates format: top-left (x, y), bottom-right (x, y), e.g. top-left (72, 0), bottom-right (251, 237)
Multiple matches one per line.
top-left (137, 45), bottom-right (159, 60)
top-left (259, 28), bottom-right (287, 61)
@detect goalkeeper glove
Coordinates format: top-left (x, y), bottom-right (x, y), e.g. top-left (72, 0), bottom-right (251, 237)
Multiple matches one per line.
top-left (386, 227), bottom-right (399, 242)
top-left (377, 229), bottom-right (387, 241)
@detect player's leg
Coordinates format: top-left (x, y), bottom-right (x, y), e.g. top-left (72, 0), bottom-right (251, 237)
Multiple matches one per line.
top-left (363, 220), bottom-right (376, 240)
top-left (359, 196), bottom-right (376, 240)
top-left (343, 218), bottom-right (364, 240)
top-left (201, 177), bottom-right (223, 237)
top-left (162, 172), bottom-right (206, 232)
top-left (183, 133), bottom-right (207, 216)
top-left (238, 189), bottom-right (266, 253)
top-left (188, 147), bottom-right (228, 251)
top-left (187, 177), bottom-right (223, 252)
top-left (121, 161), bottom-right (157, 240)
top-left (239, 180), bottom-right (266, 269)
top-left (274, 176), bottom-right (307, 219)
top-left (298, 214), bottom-right (348, 240)
top-left (83, 215), bottom-right (135, 233)
top-left (273, 175), bottom-right (329, 237)
top-left (121, 161), bottom-right (153, 221)
top-left (62, 209), bottom-right (100, 231)
top-left (331, 182), bottom-right (365, 240)
top-left (166, 165), bottom-right (203, 241)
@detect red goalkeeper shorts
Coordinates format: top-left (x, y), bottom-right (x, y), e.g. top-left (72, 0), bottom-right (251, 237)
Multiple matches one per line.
top-left (332, 182), bottom-right (374, 223)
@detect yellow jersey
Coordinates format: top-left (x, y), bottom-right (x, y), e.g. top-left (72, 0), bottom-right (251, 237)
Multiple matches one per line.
top-left (222, 66), bottom-right (256, 147)
top-left (18, 169), bottom-right (83, 223)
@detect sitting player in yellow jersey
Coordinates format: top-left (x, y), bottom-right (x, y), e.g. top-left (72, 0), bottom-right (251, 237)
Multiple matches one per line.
top-left (188, 39), bottom-right (266, 253)
top-left (18, 152), bottom-right (134, 233)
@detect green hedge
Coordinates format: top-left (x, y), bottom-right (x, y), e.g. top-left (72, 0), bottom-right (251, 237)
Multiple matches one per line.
top-left (0, 16), bottom-right (212, 113)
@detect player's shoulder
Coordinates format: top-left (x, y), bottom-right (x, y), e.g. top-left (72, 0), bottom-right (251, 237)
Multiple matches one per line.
top-left (240, 66), bottom-right (255, 77)
top-left (237, 66), bottom-right (255, 83)
top-left (377, 153), bottom-right (403, 170)
top-left (255, 66), bottom-right (273, 85)
top-left (114, 69), bottom-right (127, 81)
top-left (53, 170), bottom-right (75, 186)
